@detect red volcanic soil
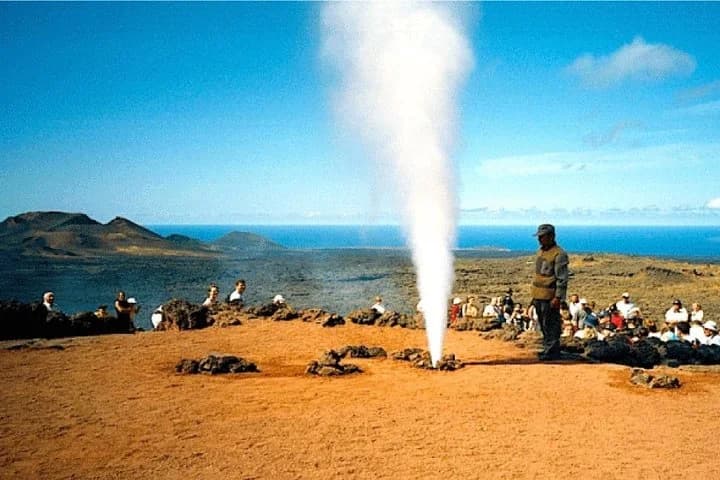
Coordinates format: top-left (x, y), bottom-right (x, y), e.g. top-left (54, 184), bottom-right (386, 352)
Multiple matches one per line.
top-left (1, 320), bottom-right (718, 479)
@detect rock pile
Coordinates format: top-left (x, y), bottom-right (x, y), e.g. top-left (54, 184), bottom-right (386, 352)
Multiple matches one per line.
top-left (156, 299), bottom-right (211, 331)
top-left (336, 345), bottom-right (387, 358)
top-left (175, 354), bottom-right (259, 375)
top-left (305, 349), bottom-right (362, 376)
top-left (297, 308), bottom-right (345, 327)
top-left (345, 308), bottom-right (421, 329)
top-left (479, 324), bottom-right (523, 342)
top-left (392, 348), bottom-right (464, 371)
top-left (629, 368), bottom-right (681, 389)
top-left (0, 300), bottom-right (135, 340)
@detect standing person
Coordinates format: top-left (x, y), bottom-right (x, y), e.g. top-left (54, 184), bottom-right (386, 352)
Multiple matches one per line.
top-left (114, 291), bottom-right (137, 331)
top-left (449, 297), bottom-right (462, 326)
top-left (530, 224), bottom-right (570, 361)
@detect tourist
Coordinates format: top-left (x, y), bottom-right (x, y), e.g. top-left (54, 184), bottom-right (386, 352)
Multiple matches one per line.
top-left (689, 318), bottom-right (706, 344)
top-left (665, 299), bottom-right (688, 324)
top-left (228, 279), bottom-right (246, 306)
top-left (615, 292), bottom-right (635, 319)
top-left (660, 325), bottom-right (678, 342)
top-left (202, 284), bottom-right (220, 307)
top-left (579, 299), bottom-right (598, 329)
top-left (509, 303), bottom-right (527, 328)
top-left (371, 296), bottom-right (386, 314)
top-left (502, 288), bottom-right (515, 315)
top-left (608, 304), bottom-right (625, 331)
top-left (42, 291), bottom-right (56, 312)
top-left (676, 321), bottom-right (694, 344)
top-left (151, 305), bottom-right (163, 329)
top-left (449, 297), bottom-right (462, 326)
top-left (94, 305), bottom-right (108, 319)
top-left (690, 303), bottom-right (704, 322)
top-left (114, 291), bottom-right (137, 331)
top-left (567, 293), bottom-right (582, 327)
top-left (702, 321), bottom-right (720, 346)
top-left (646, 320), bottom-right (662, 339)
top-left (482, 297), bottom-right (501, 318)
top-left (273, 294), bottom-right (286, 306)
top-left (462, 296), bottom-right (479, 319)
top-left (530, 224), bottom-right (569, 361)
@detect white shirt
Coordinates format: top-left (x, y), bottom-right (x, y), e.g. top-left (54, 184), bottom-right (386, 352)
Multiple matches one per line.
top-left (229, 291), bottom-right (244, 302)
top-left (568, 301), bottom-right (582, 321)
top-left (43, 302), bottom-right (54, 311)
top-left (616, 300), bottom-right (635, 318)
top-left (705, 334), bottom-right (720, 346)
top-left (690, 310), bottom-right (704, 322)
top-left (371, 303), bottom-right (386, 314)
top-left (665, 308), bottom-right (688, 323)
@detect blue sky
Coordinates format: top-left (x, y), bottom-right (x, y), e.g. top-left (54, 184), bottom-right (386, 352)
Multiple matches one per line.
top-left (1, 2), bottom-right (719, 226)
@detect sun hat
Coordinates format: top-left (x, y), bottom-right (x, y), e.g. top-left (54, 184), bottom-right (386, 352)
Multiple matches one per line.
top-left (273, 294), bottom-right (285, 304)
top-left (702, 320), bottom-right (718, 332)
top-left (622, 292), bottom-right (630, 298)
top-left (127, 297), bottom-right (137, 304)
top-left (453, 297), bottom-right (462, 305)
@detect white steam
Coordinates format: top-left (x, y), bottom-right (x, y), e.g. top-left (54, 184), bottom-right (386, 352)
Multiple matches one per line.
top-left (322, 3), bottom-right (473, 366)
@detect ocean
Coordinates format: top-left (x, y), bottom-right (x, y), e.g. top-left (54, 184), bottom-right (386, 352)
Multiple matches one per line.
top-left (147, 225), bottom-right (720, 260)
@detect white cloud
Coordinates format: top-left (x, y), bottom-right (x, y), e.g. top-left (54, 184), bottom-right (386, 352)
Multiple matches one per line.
top-left (707, 198), bottom-right (720, 209)
top-left (566, 36), bottom-right (696, 88)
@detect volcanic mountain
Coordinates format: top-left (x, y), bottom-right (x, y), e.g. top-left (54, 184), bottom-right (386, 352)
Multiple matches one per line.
top-left (0, 212), bottom-right (212, 257)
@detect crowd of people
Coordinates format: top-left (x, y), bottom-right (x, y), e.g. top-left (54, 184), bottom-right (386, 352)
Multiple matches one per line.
top-left (444, 289), bottom-right (719, 347)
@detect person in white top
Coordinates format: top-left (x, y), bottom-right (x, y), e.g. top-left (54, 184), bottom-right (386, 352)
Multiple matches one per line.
top-left (228, 279), bottom-right (246, 304)
top-left (665, 299), bottom-right (689, 324)
top-left (567, 293), bottom-right (582, 327)
top-left (702, 321), bottom-right (720, 346)
top-left (202, 284), bottom-right (220, 307)
top-left (42, 291), bottom-right (56, 311)
top-left (371, 296), bottom-right (386, 314)
top-left (615, 292), bottom-right (635, 319)
top-left (690, 303), bottom-right (704, 322)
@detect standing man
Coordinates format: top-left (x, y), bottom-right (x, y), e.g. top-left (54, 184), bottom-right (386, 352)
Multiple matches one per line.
top-left (530, 224), bottom-right (570, 360)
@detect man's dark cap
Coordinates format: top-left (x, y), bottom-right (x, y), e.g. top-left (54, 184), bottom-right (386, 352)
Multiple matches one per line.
top-left (534, 224), bottom-right (555, 236)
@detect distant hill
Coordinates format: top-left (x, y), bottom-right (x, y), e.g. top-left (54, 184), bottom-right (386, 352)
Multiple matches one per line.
top-left (211, 231), bottom-right (285, 252)
top-left (0, 211), bottom-right (214, 258)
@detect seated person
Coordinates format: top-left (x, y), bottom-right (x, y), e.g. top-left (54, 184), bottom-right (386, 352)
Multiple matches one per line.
top-left (42, 291), bottom-right (57, 312)
top-left (690, 303), bottom-right (704, 322)
top-left (482, 297), bottom-right (501, 318)
top-left (94, 305), bottom-right (108, 319)
top-left (702, 321), bottom-right (720, 346)
top-left (151, 305), bottom-right (163, 329)
top-left (228, 279), bottom-right (246, 305)
top-left (371, 296), bottom-right (386, 314)
top-left (202, 284), bottom-right (220, 307)
top-left (675, 321), bottom-right (694, 343)
top-left (607, 304), bottom-right (625, 330)
top-left (615, 292), bottom-right (635, 319)
top-left (660, 325), bottom-right (678, 342)
top-left (462, 296), bottom-right (479, 319)
top-left (273, 294), bottom-right (286, 306)
top-left (449, 297), bottom-right (461, 325)
top-left (665, 299), bottom-right (688, 324)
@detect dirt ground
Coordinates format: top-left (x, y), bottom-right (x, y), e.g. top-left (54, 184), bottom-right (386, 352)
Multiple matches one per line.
top-left (1, 320), bottom-right (719, 479)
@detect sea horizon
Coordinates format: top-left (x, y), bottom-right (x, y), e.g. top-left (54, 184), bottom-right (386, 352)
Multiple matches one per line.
top-left (147, 224), bottom-right (720, 261)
